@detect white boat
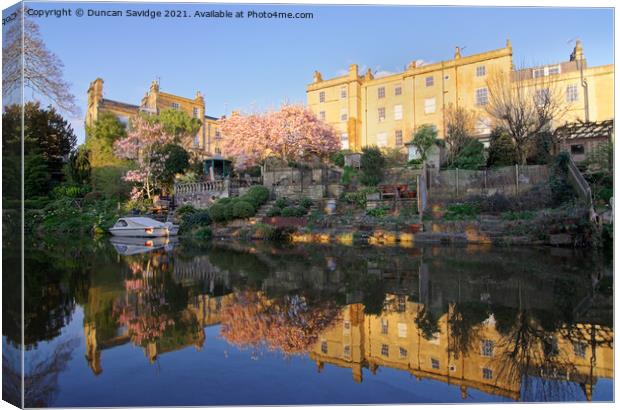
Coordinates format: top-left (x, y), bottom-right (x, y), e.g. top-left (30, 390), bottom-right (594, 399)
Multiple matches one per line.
top-left (109, 217), bottom-right (179, 237)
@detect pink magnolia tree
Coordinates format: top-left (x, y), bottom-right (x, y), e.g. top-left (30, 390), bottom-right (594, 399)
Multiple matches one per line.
top-left (220, 104), bottom-right (340, 169)
top-left (114, 116), bottom-right (175, 199)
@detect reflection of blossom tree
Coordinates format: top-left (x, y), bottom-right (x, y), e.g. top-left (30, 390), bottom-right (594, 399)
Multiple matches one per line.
top-left (3, 338), bottom-right (79, 407)
top-left (220, 291), bottom-right (340, 355)
top-left (115, 275), bottom-right (174, 347)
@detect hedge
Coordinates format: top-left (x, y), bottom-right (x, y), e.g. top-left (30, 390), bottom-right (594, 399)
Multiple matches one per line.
top-left (233, 200), bottom-right (255, 219)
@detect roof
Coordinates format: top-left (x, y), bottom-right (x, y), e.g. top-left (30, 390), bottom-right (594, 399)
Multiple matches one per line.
top-left (204, 114), bottom-right (219, 121)
top-left (554, 120), bottom-right (614, 141)
top-left (118, 217), bottom-right (166, 227)
top-left (100, 98), bottom-right (140, 111)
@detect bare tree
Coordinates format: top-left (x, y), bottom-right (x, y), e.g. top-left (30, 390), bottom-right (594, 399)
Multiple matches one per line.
top-left (485, 66), bottom-right (568, 165)
top-left (444, 104), bottom-right (478, 165)
top-left (2, 8), bottom-right (79, 116)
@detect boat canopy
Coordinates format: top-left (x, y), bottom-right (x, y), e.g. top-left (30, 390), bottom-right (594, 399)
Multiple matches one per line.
top-left (114, 217), bottom-right (166, 228)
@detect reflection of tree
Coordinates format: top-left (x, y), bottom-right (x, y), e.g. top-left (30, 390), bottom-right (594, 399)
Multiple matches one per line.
top-left (361, 276), bottom-right (386, 316)
top-left (113, 251), bottom-right (200, 355)
top-left (3, 338), bottom-right (79, 407)
top-left (220, 291), bottom-right (340, 355)
top-left (3, 248), bottom-right (77, 349)
top-left (415, 306), bottom-right (440, 340)
top-left (490, 308), bottom-right (583, 402)
top-left (448, 302), bottom-right (490, 358)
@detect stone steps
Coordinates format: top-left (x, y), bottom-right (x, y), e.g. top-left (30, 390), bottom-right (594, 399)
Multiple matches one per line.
top-left (251, 201), bottom-right (277, 222)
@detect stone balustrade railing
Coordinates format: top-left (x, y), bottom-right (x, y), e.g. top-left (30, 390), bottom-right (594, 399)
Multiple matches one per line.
top-left (175, 180), bottom-right (228, 195)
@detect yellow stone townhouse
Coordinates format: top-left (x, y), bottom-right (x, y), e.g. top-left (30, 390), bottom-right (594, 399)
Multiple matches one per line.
top-left (306, 40), bottom-right (614, 151)
top-left (86, 78), bottom-right (224, 157)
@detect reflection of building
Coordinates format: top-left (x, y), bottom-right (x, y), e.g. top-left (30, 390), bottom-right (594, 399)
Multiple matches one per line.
top-left (307, 41), bottom-right (613, 150)
top-left (83, 251), bottom-right (235, 374)
top-left (308, 297), bottom-right (613, 401)
top-left (86, 78), bottom-right (223, 157)
top-left (84, 292), bottom-right (233, 374)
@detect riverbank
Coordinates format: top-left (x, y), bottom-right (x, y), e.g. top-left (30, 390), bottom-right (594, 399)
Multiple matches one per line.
top-left (205, 202), bottom-right (602, 248)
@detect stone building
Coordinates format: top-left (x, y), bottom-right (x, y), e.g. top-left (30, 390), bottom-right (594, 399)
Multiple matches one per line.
top-left (307, 40), bottom-right (613, 151)
top-left (86, 78), bottom-right (223, 157)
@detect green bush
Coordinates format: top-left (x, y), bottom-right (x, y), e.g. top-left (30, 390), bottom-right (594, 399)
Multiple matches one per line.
top-left (176, 204), bottom-right (196, 217)
top-left (266, 207), bottom-right (281, 217)
top-left (243, 185), bottom-right (270, 208)
top-left (194, 227), bottom-right (212, 240)
top-left (366, 205), bottom-right (391, 218)
top-left (360, 146), bottom-right (385, 186)
top-left (180, 210), bottom-right (211, 233)
top-left (487, 127), bottom-right (517, 167)
top-left (233, 200), bottom-right (255, 219)
top-left (300, 197), bottom-right (313, 209)
top-left (444, 203), bottom-right (480, 220)
top-left (340, 165), bottom-right (357, 185)
top-left (208, 203), bottom-right (229, 222)
top-left (330, 149), bottom-right (351, 167)
top-left (217, 197), bottom-right (234, 205)
top-left (343, 187), bottom-right (378, 209)
top-left (252, 223), bottom-right (279, 240)
top-left (453, 138), bottom-right (486, 170)
top-left (52, 184), bottom-right (90, 199)
top-left (275, 197), bottom-right (288, 208)
top-left (281, 206), bottom-right (307, 217)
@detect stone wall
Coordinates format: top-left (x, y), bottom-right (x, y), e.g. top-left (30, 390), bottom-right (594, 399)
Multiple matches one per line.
top-left (262, 166), bottom-right (342, 200)
top-left (174, 180), bottom-right (229, 209)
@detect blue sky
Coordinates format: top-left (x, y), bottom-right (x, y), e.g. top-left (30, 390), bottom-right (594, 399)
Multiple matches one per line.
top-left (10, 3), bottom-right (616, 143)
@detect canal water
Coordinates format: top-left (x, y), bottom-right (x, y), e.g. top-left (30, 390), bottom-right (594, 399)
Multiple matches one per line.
top-left (3, 238), bottom-right (613, 406)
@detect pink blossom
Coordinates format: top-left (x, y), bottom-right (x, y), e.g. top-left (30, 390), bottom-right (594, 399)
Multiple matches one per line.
top-left (220, 104), bottom-right (340, 169)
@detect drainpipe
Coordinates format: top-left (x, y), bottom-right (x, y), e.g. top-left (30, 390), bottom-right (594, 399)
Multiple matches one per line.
top-left (579, 59), bottom-right (590, 122)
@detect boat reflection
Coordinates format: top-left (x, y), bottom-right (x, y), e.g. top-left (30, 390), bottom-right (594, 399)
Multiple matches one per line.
top-left (109, 236), bottom-right (178, 256)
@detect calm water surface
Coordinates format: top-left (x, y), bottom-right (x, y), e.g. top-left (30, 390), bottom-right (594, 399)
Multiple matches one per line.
top-left (2, 237), bottom-right (614, 406)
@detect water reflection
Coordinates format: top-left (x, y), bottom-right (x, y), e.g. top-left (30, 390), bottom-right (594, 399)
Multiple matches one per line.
top-left (5, 238), bottom-right (614, 405)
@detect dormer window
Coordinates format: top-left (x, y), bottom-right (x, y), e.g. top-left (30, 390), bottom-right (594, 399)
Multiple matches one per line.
top-left (533, 65), bottom-right (561, 78)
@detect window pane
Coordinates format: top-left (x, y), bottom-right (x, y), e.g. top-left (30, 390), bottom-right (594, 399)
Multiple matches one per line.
top-left (571, 144), bottom-right (585, 155)
top-left (425, 76), bottom-right (434, 87)
top-left (378, 87), bottom-right (385, 98)
top-left (381, 344), bottom-right (389, 357)
top-left (424, 98), bottom-right (436, 114)
top-left (377, 133), bottom-right (387, 147)
top-left (476, 88), bottom-right (488, 105)
top-left (394, 104), bottom-right (403, 120)
top-left (566, 85), bottom-right (579, 102)
top-left (378, 107), bottom-right (386, 121)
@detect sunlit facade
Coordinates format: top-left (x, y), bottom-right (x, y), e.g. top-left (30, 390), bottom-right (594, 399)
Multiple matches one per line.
top-left (86, 78), bottom-right (223, 157)
top-left (306, 41), bottom-right (613, 150)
